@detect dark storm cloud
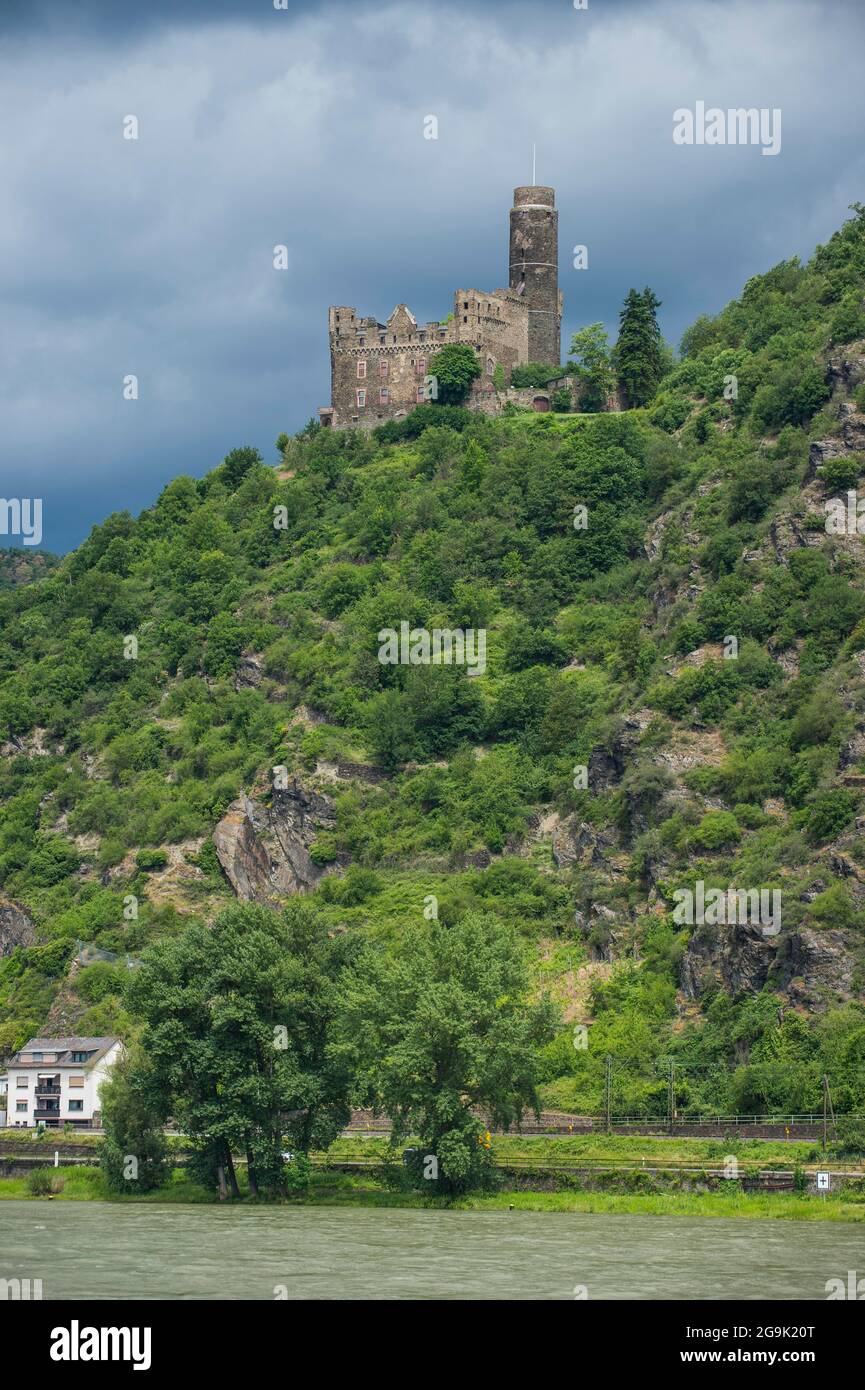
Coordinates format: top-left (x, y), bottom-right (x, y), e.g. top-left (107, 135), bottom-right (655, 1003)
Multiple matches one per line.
top-left (2, 0), bottom-right (864, 551)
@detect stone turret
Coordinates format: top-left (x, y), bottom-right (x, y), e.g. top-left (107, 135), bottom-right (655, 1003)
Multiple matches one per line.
top-left (509, 185), bottom-right (561, 366)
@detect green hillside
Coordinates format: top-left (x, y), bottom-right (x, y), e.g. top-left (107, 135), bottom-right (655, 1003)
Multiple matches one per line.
top-left (3, 203), bottom-right (865, 1123)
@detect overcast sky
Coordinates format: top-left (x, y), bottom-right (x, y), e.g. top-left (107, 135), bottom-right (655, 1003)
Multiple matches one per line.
top-left (2, 0), bottom-right (864, 553)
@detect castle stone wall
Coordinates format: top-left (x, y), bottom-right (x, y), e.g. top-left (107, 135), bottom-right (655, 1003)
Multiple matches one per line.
top-left (320, 185), bottom-right (562, 429)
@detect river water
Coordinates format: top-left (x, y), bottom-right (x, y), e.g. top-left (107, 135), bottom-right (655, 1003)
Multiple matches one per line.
top-left (1, 1202), bottom-right (862, 1299)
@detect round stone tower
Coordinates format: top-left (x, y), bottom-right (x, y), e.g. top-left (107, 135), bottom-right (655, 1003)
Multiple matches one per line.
top-left (509, 185), bottom-right (561, 367)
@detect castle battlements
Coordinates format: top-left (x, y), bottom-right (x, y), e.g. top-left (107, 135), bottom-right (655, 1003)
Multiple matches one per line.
top-left (319, 186), bottom-right (562, 429)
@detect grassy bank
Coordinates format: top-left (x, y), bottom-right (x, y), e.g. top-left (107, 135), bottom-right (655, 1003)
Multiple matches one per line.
top-left (323, 1133), bottom-right (860, 1169)
top-left (0, 1166), bottom-right (212, 1203)
top-left (1, 1164), bottom-right (864, 1221)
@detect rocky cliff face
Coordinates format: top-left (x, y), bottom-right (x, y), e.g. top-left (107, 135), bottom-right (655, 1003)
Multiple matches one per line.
top-left (213, 779), bottom-right (338, 905)
top-left (0, 897), bottom-right (36, 956)
top-left (680, 920), bottom-right (776, 1000)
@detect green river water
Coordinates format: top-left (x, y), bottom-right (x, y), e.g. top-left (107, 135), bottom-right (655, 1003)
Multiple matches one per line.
top-left (2, 1201), bottom-right (863, 1299)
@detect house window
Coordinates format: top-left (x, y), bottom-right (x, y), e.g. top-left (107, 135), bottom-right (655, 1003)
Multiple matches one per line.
top-left (16, 1101), bottom-right (27, 1112)
top-left (356, 360), bottom-right (367, 379)
top-left (68, 1100), bottom-right (84, 1112)
top-left (16, 1076), bottom-right (28, 1088)
top-left (356, 389), bottom-right (366, 408)
top-left (31, 1052), bottom-right (43, 1062)
top-left (379, 359), bottom-right (388, 378)
top-left (70, 1052), bottom-right (91, 1063)
top-left (379, 388), bottom-right (389, 405)
top-left (68, 1075), bottom-right (85, 1088)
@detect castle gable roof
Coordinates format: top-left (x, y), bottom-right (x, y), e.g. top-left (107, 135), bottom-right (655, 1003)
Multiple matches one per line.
top-left (386, 304), bottom-right (417, 330)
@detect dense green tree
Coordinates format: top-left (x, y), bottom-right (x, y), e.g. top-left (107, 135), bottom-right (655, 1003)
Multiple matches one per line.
top-left (126, 902), bottom-right (356, 1198)
top-left (222, 446), bottom-right (263, 489)
top-left (427, 344), bottom-right (482, 403)
top-left (100, 1045), bottom-right (170, 1194)
top-left (568, 322), bottom-right (616, 411)
top-left (340, 912), bottom-right (558, 1194)
top-left (612, 287), bottom-right (665, 407)
top-left (510, 361), bottom-right (560, 388)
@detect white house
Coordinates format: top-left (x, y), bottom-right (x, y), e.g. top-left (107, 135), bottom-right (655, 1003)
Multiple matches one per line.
top-left (1, 1036), bottom-right (123, 1130)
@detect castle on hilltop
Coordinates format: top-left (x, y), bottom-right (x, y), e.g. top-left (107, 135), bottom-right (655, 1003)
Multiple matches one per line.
top-left (319, 185), bottom-right (564, 430)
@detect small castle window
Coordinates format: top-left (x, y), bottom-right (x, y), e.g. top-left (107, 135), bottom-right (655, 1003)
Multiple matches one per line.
top-left (463, 302), bottom-right (468, 310)
top-left (463, 316), bottom-right (467, 324)
top-left (379, 388), bottom-right (389, 405)
top-left (392, 335), bottom-right (397, 343)
top-left (416, 386), bottom-right (426, 403)
top-left (379, 334), bottom-right (385, 344)
top-left (380, 359), bottom-right (388, 378)
top-left (356, 389), bottom-right (366, 408)
top-left (359, 336), bottom-right (365, 345)
top-left (357, 361), bottom-right (367, 379)
top-left (486, 357), bottom-right (494, 375)
top-left (416, 357), bottom-right (426, 376)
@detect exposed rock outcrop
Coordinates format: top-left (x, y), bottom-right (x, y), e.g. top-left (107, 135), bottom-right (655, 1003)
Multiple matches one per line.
top-left (0, 897), bottom-right (37, 956)
top-left (213, 779), bottom-right (338, 904)
top-left (826, 351), bottom-right (865, 397)
top-left (552, 818), bottom-right (622, 872)
top-left (234, 654), bottom-right (264, 690)
top-left (807, 437), bottom-right (845, 481)
top-left (680, 921), bottom-right (777, 1000)
top-left (587, 712), bottom-right (652, 792)
top-left (781, 928), bottom-right (856, 1006)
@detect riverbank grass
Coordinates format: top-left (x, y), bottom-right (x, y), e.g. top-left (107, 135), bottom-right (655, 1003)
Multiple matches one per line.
top-left (1, 1165), bottom-right (863, 1220)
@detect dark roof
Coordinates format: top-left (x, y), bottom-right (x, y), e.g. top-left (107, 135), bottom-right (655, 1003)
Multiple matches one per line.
top-left (7, 1037), bottom-right (121, 1068)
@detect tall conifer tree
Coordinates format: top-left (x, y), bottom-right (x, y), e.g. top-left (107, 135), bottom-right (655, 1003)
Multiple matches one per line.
top-left (613, 287), bottom-right (665, 407)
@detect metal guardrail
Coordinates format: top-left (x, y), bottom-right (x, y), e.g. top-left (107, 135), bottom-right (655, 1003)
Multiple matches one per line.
top-left (584, 1114), bottom-right (863, 1126)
